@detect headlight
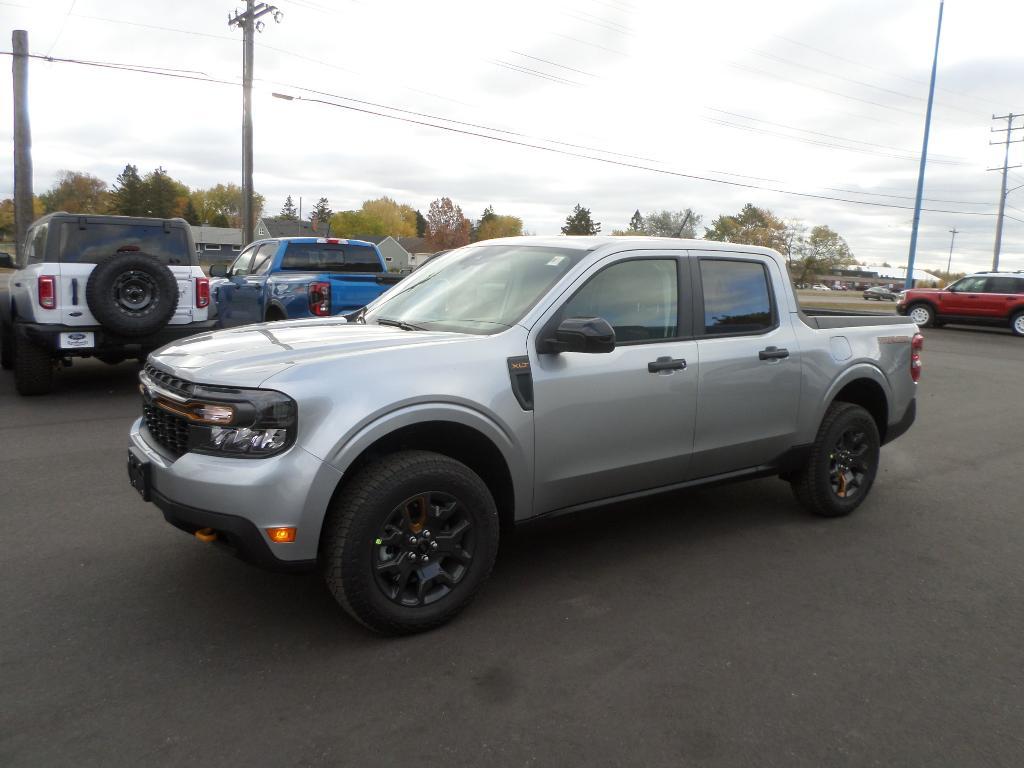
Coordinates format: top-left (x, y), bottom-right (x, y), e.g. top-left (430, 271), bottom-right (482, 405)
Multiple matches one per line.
top-left (140, 369), bottom-right (297, 459)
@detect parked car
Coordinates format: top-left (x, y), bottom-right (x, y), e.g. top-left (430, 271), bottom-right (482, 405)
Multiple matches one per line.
top-left (864, 286), bottom-right (899, 302)
top-left (897, 271), bottom-right (1024, 336)
top-left (128, 236), bottom-right (922, 634)
top-left (210, 237), bottom-right (402, 327)
top-left (0, 213), bottom-right (214, 395)
top-left (811, 284), bottom-right (832, 291)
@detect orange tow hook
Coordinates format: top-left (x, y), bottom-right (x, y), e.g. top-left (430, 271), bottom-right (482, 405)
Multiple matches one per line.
top-left (194, 527), bottom-right (218, 543)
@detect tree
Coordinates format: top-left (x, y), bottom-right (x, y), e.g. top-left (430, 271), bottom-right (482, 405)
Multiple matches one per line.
top-left (182, 198), bottom-right (201, 225)
top-left (140, 167), bottom-right (189, 218)
top-left (40, 171), bottom-right (109, 214)
top-left (311, 197), bottom-right (332, 223)
top-left (110, 164), bottom-right (146, 216)
top-left (279, 195), bottom-right (298, 220)
top-left (642, 209), bottom-right (701, 238)
top-left (415, 209), bottom-right (427, 237)
top-left (476, 212), bottom-right (523, 241)
top-left (425, 197), bottom-right (471, 250)
top-left (191, 183), bottom-right (263, 227)
top-left (561, 204), bottom-right (600, 236)
top-left (330, 197), bottom-right (418, 238)
top-left (472, 205), bottom-right (497, 241)
top-left (0, 196), bottom-right (44, 240)
top-left (629, 209), bottom-right (644, 232)
top-left (704, 203), bottom-right (787, 250)
top-left (210, 212), bottom-right (230, 228)
top-left (790, 224), bottom-right (855, 285)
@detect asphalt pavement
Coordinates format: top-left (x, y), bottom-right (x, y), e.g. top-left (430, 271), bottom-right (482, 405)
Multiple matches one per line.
top-left (2, 326), bottom-right (1023, 767)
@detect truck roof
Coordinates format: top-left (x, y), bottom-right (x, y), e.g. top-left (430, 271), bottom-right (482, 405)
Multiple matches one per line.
top-left (268, 237), bottom-right (378, 247)
top-left (467, 235), bottom-right (782, 259)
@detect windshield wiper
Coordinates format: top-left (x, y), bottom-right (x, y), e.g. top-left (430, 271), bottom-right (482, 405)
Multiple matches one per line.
top-left (376, 317), bottom-right (426, 331)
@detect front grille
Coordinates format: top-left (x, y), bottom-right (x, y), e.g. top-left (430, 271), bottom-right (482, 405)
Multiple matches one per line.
top-left (143, 363), bottom-right (194, 398)
top-left (143, 402), bottom-right (191, 457)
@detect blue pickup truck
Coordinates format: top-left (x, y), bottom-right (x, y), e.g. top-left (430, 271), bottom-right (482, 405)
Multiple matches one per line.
top-left (209, 237), bottom-right (402, 327)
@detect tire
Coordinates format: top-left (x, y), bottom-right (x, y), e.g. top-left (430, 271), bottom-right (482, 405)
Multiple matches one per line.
top-left (320, 450), bottom-right (500, 635)
top-left (13, 330), bottom-right (54, 395)
top-left (85, 252), bottom-right (178, 337)
top-left (0, 319), bottom-right (12, 370)
top-left (907, 303), bottom-right (936, 328)
top-left (1011, 311), bottom-right (1024, 337)
top-left (790, 402), bottom-right (880, 518)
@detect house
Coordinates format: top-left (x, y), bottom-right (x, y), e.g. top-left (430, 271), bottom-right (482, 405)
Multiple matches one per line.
top-left (255, 216), bottom-right (330, 239)
top-left (351, 235), bottom-right (416, 271)
top-left (190, 225), bottom-right (242, 261)
top-left (397, 237), bottom-right (433, 270)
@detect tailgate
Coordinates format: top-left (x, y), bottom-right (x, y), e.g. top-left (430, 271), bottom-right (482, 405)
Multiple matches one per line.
top-left (328, 273), bottom-right (400, 313)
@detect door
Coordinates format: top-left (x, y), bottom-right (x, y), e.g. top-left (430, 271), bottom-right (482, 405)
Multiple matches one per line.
top-left (940, 275), bottom-right (988, 317)
top-left (689, 254), bottom-right (802, 477)
top-left (234, 241), bottom-right (277, 322)
top-left (981, 276), bottom-right (1024, 319)
top-left (531, 254), bottom-right (699, 513)
top-left (217, 244), bottom-right (260, 327)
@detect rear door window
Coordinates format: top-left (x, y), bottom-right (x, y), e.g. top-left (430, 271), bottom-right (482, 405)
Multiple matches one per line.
top-left (280, 243), bottom-right (382, 273)
top-left (700, 259), bottom-right (775, 335)
top-left (985, 276), bottom-right (1024, 294)
top-left (59, 223), bottom-right (190, 265)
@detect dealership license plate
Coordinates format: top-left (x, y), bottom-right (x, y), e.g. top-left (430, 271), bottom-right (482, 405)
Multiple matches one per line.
top-left (59, 331), bottom-right (94, 349)
top-left (127, 449), bottom-right (151, 501)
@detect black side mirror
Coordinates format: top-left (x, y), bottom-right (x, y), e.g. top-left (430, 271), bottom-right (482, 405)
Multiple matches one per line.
top-left (0, 252), bottom-right (14, 269)
top-left (209, 264), bottom-right (228, 278)
top-left (543, 317), bottom-right (616, 354)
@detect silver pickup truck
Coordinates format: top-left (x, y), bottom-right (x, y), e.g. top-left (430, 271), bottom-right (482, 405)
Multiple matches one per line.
top-left (127, 236), bottom-right (922, 634)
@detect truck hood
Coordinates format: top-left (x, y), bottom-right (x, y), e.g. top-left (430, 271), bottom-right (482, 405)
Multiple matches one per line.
top-left (150, 319), bottom-right (474, 387)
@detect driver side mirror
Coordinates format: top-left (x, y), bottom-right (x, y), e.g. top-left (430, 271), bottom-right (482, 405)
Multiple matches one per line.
top-left (541, 317), bottom-right (616, 354)
top-left (0, 252), bottom-right (14, 269)
top-left (208, 264), bottom-right (228, 278)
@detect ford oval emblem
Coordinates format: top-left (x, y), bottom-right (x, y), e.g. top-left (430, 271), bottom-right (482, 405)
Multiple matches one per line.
top-left (68, 333), bottom-right (86, 340)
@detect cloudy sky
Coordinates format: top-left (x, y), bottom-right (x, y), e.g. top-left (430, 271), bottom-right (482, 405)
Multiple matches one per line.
top-left (2, 0), bottom-right (1024, 273)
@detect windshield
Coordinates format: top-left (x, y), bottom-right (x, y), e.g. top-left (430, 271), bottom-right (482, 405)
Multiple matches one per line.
top-left (364, 244), bottom-right (585, 334)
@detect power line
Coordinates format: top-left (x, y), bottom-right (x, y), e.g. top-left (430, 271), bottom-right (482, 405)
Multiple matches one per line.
top-left (490, 59), bottom-right (582, 87)
top-left (508, 50), bottom-right (597, 78)
top-left (46, 0), bottom-right (77, 58)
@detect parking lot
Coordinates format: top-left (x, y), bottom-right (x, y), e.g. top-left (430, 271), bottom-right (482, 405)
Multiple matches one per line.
top-left (1, 325), bottom-right (1022, 767)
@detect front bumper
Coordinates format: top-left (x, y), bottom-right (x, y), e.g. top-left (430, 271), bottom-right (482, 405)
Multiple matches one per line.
top-left (129, 418), bottom-right (343, 568)
top-left (19, 319), bottom-right (218, 357)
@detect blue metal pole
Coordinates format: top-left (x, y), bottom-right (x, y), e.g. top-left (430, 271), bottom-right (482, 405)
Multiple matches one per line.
top-left (906, 0), bottom-right (944, 290)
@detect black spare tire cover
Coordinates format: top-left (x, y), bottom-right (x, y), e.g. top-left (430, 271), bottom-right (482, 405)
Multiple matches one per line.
top-left (85, 252), bottom-right (179, 337)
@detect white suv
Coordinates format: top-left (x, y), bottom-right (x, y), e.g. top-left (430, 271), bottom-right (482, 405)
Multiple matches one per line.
top-left (0, 213), bottom-right (215, 395)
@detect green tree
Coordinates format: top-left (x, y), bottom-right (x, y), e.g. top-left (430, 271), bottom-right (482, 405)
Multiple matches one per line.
top-left (415, 209), bottom-right (427, 237)
top-left (628, 209), bottom-right (644, 232)
top-left (790, 224), bottom-right (855, 285)
top-left (40, 170), bottom-right (109, 214)
top-left (182, 198), bottom-right (201, 225)
top-left (425, 197), bottom-right (471, 250)
top-left (140, 167), bottom-right (189, 218)
top-left (704, 203), bottom-right (786, 250)
top-left (361, 197), bottom-right (417, 237)
top-left (311, 197), bottom-right (332, 223)
top-left (643, 209), bottom-right (701, 238)
top-left (210, 212), bottom-right (230, 228)
top-left (191, 183), bottom-right (262, 227)
top-left (279, 195), bottom-right (298, 220)
top-left (0, 196), bottom-right (45, 239)
top-left (561, 204), bottom-right (600, 236)
top-left (476, 212), bottom-right (523, 241)
top-left (329, 209), bottom-right (378, 238)
top-left (110, 164), bottom-right (146, 216)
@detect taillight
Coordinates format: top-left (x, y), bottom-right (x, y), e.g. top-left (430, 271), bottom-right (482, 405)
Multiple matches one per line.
top-left (309, 281), bottom-right (330, 317)
top-left (910, 332), bottom-right (924, 383)
top-left (195, 277), bottom-right (210, 308)
top-left (38, 275), bottom-right (56, 310)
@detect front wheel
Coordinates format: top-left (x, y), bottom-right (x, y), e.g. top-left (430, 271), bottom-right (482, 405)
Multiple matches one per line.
top-left (1011, 311), bottom-right (1024, 337)
top-left (790, 402), bottom-right (880, 517)
top-left (320, 450), bottom-right (500, 635)
top-left (908, 303), bottom-right (936, 328)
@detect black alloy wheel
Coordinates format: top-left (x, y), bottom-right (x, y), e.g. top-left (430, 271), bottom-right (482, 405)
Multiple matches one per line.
top-left (828, 428), bottom-right (871, 500)
top-left (372, 491), bottom-right (475, 607)
top-left (113, 270), bottom-right (159, 315)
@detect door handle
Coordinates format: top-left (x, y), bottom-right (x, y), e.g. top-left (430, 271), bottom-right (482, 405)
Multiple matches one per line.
top-left (759, 346), bottom-right (790, 360)
top-left (647, 356), bottom-right (687, 373)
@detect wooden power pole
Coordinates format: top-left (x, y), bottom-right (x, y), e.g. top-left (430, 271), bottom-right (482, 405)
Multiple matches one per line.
top-left (12, 30), bottom-right (34, 260)
top-left (228, 2), bottom-right (281, 247)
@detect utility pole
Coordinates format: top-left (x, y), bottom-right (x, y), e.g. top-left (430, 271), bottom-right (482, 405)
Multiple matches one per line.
top-left (228, 2), bottom-right (281, 247)
top-left (945, 227), bottom-right (958, 275)
top-left (987, 113), bottom-right (1023, 271)
top-left (905, 0), bottom-right (944, 290)
top-left (12, 30), bottom-right (33, 261)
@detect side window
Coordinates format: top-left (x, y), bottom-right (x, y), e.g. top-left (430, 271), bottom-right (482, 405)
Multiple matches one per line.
top-left (984, 276), bottom-right (1021, 294)
top-left (26, 223), bottom-right (48, 265)
top-left (250, 242), bottom-right (277, 275)
top-left (229, 245), bottom-right (257, 276)
top-left (700, 259), bottom-right (774, 335)
top-left (952, 276), bottom-right (987, 292)
top-left (561, 259), bottom-right (678, 343)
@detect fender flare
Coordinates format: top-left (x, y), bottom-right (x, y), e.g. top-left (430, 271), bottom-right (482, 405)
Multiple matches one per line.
top-left (814, 363), bottom-right (893, 433)
top-left (323, 402), bottom-right (532, 521)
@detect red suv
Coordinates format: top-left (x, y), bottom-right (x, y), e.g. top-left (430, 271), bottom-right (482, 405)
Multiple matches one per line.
top-left (897, 272), bottom-right (1024, 336)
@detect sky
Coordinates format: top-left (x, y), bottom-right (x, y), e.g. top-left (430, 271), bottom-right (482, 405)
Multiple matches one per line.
top-left (2, 0), bottom-right (1024, 274)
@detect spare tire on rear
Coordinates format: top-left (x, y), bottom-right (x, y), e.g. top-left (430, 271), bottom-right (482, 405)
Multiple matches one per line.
top-left (85, 252), bottom-right (179, 337)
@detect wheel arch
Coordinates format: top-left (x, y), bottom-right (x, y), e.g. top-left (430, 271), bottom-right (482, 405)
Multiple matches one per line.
top-left (264, 301), bottom-right (288, 321)
top-left (826, 373), bottom-right (890, 443)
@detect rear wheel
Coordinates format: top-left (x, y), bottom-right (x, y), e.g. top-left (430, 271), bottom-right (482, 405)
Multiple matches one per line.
top-left (320, 450), bottom-right (500, 634)
top-left (0, 320), bottom-right (12, 370)
top-left (13, 330), bottom-right (54, 395)
top-left (908, 303), bottom-right (935, 328)
top-left (1011, 311), bottom-right (1024, 337)
top-left (791, 402), bottom-right (880, 518)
